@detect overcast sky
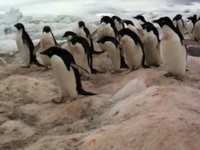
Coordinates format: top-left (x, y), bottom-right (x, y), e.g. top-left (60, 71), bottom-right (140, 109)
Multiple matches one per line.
top-left (0, 0), bottom-right (200, 16)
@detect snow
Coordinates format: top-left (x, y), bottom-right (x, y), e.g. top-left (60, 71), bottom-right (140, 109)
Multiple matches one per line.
top-left (0, 4), bottom-right (200, 54)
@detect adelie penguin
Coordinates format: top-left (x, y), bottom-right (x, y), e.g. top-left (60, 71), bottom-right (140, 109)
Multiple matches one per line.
top-left (192, 15), bottom-right (200, 41)
top-left (96, 16), bottom-right (117, 40)
top-left (153, 17), bottom-right (187, 78)
top-left (186, 15), bottom-right (197, 40)
top-left (40, 46), bottom-right (95, 103)
top-left (112, 15), bottom-right (124, 32)
top-left (76, 21), bottom-right (104, 55)
top-left (141, 22), bottom-right (161, 67)
top-left (97, 36), bottom-right (121, 72)
top-left (36, 25), bottom-right (58, 68)
top-left (118, 28), bottom-right (148, 70)
top-left (63, 32), bottom-right (100, 75)
top-left (173, 14), bottom-right (186, 37)
top-left (14, 23), bottom-right (38, 67)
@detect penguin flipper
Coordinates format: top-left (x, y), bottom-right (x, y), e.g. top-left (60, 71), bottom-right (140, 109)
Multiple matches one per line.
top-left (71, 63), bottom-right (90, 74)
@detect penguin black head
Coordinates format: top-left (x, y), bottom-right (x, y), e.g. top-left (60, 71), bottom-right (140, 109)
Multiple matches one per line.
top-left (134, 15), bottom-right (146, 23)
top-left (187, 14), bottom-right (197, 25)
top-left (43, 26), bottom-right (51, 33)
top-left (142, 22), bottom-right (160, 42)
top-left (123, 19), bottom-right (134, 26)
top-left (100, 16), bottom-right (113, 24)
top-left (112, 16), bottom-right (122, 23)
top-left (78, 21), bottom-right (85, 28)
top-left (14, 23), bottom-right (25, 31)
top-left (100, 16), bottom-right (117, 35)
top-left (153, 16), bottom-right (184, 42)
top-left (173, 14), bottom-right (182, 21)
top-left (40, 46), bottom-right (69, 58)
top-left (153, 17), bottom-right (174, 28)
top-left (63, 31), bottom-right (77, 39)
top-left (141, 22), bottom-right (154, 31)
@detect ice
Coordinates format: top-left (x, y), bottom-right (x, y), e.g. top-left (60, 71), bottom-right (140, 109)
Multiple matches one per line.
top-left (0, 4), bottom-right (200, 54)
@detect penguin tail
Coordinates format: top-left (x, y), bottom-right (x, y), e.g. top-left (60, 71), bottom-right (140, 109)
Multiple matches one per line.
top-left (79, 89), bottom-right (96, 96)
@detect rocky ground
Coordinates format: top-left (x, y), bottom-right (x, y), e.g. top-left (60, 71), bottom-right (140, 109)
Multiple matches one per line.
top-left (0, 40), bottom-right (200, 150)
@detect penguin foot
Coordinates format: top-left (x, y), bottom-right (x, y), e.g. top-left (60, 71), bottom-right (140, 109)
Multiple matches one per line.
top-left (164, 73), bottom-right (184, 81)
top-left (91, 68), bottom-right (103, 74)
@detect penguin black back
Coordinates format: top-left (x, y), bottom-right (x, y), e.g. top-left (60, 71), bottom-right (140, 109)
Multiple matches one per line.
top-left (153, 16), bottom-right (184, 44)
top-left (78, 21), bottom-right (91, 38)
top-left (41, 46), bottom-right (95, 96)
top-left (141, 22), bottom-right (160, 42)
top-left (123, 19), bottom-right (135, 26)
top-left (118, 28), bottom-right (144, 49)
top-left (100, 16), bottom-right (118, 36)
top-left (187, 15), bottom-right (197, 25)
top-left (63, 31), bottom-right (77, 39)
top-left (97, 36), bottom-right (120, 49)
top-left (118, 28), bottom-right (149, 68)
top-left (70, 36), bottom-right (91, 54)
top-left (14, 23), bottom-right (36, 63)
top-left (134, 15), bottom-right (147, 23)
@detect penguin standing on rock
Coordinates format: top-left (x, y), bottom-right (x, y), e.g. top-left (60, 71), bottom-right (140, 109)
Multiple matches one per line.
top-left (173, 14), bottom-right (185, 37)
top-left (14, 23), bottom-right (37, 67)
top-left (118, 28), bottom-right (148, 70)
top-left (192, 16), bottom-right (200, 41)
top-left (97, 36), bottom-right (121, 72)
top-left (141, 22), bottom-right (161, 67)
top-left (96, 16), bottom-right (117, 40)
top-left (112, 15), bottom-right (124, 32)
top-left (186, 15), bottom-right (197, 40)
top-left (153, 17), bottom-right (187, 77)
top-left (40, 46), bottom-right (95, 103)
top-left (77, 21), bottom-right (104, 54)
top-left (36, 25), bottom-right (58, 68)
top-left (68, 35), bottom-right (92, 78)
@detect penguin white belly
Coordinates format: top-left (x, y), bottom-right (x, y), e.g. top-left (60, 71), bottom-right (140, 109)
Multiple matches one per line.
top-left (16, 31), bottom-right (30, 66)
top-left (177, 20), bottom-right (185, 36)
top-left (121, 36), bottom-right (143, 70)
top-left (103, 42), bottom-right (120, 71)
top-left (194, 21), bottom-right (200, 41)
top-left (97, 24), bottom-right (115, 40)
top-left (185, 21), bottom-right (194, 40)
top-left (71, 44), bottom-right (91, 76)
top-left (37, 33), bottom-right (55, 66)
top-left (144, 32), bottom-right (161, 66)
top-left (160, 38), bottom-right (186, 75)
top-left (51, 55), bottom-right (78, 97)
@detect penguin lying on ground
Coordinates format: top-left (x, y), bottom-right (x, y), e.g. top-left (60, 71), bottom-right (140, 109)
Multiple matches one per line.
top-left (141, 22), bottom-right (161, 67)
top-left (153, 16), bottom-right (187, 78)
top-left (118, 28), bottom-right (148, 70)
top-left (97, 36), bottom-right (121, 72)
top-left (40, 46), bottom-right (95, 103)
top-left (14, 23), bottom-right (39, 67)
